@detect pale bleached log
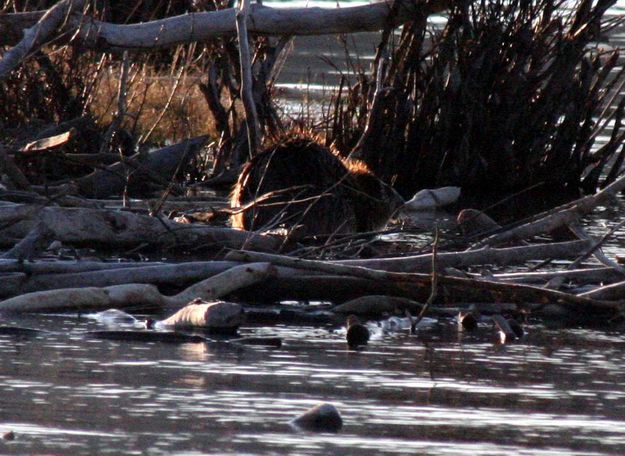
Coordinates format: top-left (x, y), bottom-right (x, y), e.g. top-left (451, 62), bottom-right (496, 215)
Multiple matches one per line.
top-left (227, 250), bottom-right (621, 313)
top-left (577, 280), bottom-right (625, 301)
top-left (0, 261), bottom-right (241, 299)
top-left (338, 240), bottom-right (592, 272)
top-left (1, 205), bottom-right (281, 251)
top-left (473, 172), bottom-right (625, 248)
top-left (21, 130), bottom-right (74, 153)
top-left (0, 1), bottom-right (448, 50)
top-left (0, 262), bottom-right (273, 313)
top-left (0, 0), bottom-right (86, 80)
top-left (158, 300), bottom-right (244, 330)
top-left (0, 284), bottom-right (166, 313)
top-left (171, 262), bottom-right (276, 305)
top-left (490, 267), bottom-right (624, 285)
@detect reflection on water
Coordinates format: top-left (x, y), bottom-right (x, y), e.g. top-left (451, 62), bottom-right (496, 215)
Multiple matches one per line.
top-left (1, 315), bottom-right (625, 455)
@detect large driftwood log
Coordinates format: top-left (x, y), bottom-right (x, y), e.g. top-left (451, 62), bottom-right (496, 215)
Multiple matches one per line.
top-left (0, 262), bottom-right (274, 313)
top-left (0, 205), bottom-right (280, 252)
top-left (0, 1), bottom-right (448, 50)
top-left (0, 261), bottom-right (240, 299)
top-left (338, 240), bottom-right (592, 272)
top-left (227, 250), bottom-right (622, 315)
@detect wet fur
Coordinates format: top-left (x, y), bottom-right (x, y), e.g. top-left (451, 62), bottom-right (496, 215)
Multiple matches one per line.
top-left (231, 135), bottom-right (402, 237)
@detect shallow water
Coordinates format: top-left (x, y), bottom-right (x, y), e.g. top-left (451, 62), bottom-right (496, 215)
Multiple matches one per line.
top-left (1, 314), bottom-right (625, 455)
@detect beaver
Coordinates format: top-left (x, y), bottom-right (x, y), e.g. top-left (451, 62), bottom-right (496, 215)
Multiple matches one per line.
top-left (230, 136), bottom-right (403, 238)
top-left (346, 314), bottom-right (370, 348)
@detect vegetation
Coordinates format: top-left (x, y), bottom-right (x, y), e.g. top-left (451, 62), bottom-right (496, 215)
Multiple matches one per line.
top-left (325, 0), bottom-right (622, 202)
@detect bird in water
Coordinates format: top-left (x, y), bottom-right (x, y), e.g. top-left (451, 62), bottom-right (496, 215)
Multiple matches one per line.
top-left (346, 315), bottom-right (370, 348)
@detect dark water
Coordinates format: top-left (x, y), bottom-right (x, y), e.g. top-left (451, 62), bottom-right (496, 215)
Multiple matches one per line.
top-left (2, 314), bottom-right (625, 455)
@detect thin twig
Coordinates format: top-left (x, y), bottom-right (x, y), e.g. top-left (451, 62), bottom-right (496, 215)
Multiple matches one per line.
top-left (411, 226), bottom-right (438, 333)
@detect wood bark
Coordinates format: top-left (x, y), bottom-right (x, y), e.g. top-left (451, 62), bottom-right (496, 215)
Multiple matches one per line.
top-left (0, 262), bottom-right (274, 313)
top-left (0, 0), bottom-right (86, 80)
top-left (336, 240), bottom-right (593, 272)
top-left (227, 250), bottom-right (620, 310)
top-left (0, 1), bottom-right (448, 51)
top-left (0, 205), bottom-right (281, 252)
top-left (473, 172), bottom-right (625, 248)
top-left (236, 0), bottom-right (261, 156)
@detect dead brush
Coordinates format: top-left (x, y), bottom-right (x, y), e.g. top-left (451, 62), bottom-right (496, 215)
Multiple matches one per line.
top-left (329, 0), bottom-right (625, 199)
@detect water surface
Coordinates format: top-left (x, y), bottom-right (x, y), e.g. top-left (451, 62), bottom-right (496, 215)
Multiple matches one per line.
top-left (2, 315), bottom-right (625, 455)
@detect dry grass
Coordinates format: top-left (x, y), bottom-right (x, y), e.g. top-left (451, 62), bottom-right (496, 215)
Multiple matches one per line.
top-left (90, 63), bottom-right (219, 145)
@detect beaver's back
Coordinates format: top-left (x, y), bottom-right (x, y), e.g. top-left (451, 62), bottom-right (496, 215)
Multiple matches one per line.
top-left (230, 137), bottom-right (402, 237)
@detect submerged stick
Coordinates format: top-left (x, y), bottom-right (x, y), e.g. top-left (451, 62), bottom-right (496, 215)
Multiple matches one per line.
top-left (88, 330), bottom-right (282, 347)
top-left (410, 227), bottom-right (439, 333)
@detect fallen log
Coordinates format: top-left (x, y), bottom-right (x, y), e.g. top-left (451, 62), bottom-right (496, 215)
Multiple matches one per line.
top-left (0, 1), bottom-right (448, 50)
top-left (0, 259), bottom-right (167, 274)
top-left (0, 261), bottom-right (240, 299)
top-left (473, 172), bottom-right (625, 248)
top-left (0, 205), bottom-right (281, 252)
top-left (487, 267), bottom-right (625, 285)
top-left (0, 262), bottom-right (274, 313)
top-left (336, 240), bottom-right (593, 272)
top-left (0, 0), bottom-right (86, 80)
top-left (230, 240), bottom-right (593, 273)
top-left (227, 250), bottom-right (623, 317)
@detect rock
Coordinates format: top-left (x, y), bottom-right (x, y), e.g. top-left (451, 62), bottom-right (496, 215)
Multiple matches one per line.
top-left (291, 403), bottom-right (343, 432)
top-left (3, 431), bottom-right (15, 441)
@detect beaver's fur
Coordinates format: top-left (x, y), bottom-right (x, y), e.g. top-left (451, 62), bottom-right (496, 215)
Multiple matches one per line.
top-left (230, 136), bottom-right (402, 237)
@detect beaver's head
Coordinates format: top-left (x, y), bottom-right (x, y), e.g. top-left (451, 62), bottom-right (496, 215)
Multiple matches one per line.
top-left (347, 168), bottom-right (404, 232)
